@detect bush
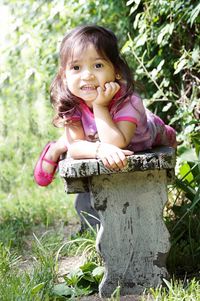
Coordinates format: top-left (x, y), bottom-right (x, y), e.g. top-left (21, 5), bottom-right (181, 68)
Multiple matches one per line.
top-left (125, 0), bottom-right (200, 276)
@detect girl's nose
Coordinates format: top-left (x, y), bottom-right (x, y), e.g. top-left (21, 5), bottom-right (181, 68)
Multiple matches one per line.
top-left (81, 70), bottom-right (94, 80)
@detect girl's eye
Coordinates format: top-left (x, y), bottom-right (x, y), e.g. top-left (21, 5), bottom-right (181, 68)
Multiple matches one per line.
top-left (72, 65), bottom-right (80, 70)
top-left (95, 63), bottom-right (103, 69)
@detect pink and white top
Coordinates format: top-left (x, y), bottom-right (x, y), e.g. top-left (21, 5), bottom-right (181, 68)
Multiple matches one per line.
top-left (65, 90), bottom-right (176, 152)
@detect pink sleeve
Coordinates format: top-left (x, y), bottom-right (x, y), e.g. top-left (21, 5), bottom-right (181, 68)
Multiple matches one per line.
top-left (113, 94), bottom-right (144, 125)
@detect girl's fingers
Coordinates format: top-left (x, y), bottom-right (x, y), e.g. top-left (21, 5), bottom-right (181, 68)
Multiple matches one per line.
top-left (117, 151), bottom-right (128, 168)
top-left (105, 82), bottom-right (120, 96)
top-left (102, 155), bottom-right (119, 170)
top-left (102, 157), bottom-right (110, 169)
top-left (111, 152), bottom-right (125, 169)
top-left (105, 155), bottom-right (119, 170)
top-left (100, 144), bottom-right (133, 171)
top-left (122, 149), bottom-right (134, 156)
top-left (97, 86), bottom-right (104, 94)
top-left (103, 153), bottom-right (125, 170)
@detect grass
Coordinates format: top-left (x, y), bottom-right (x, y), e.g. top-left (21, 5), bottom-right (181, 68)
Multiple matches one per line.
top-left (0, 193), bottom-right (199, 300)
top-left (0, 232), bottom-right (57, 301)
top-left (146, 278), bottom-right (200, 301)
top-left (0, 196), bottom-right (76, 301)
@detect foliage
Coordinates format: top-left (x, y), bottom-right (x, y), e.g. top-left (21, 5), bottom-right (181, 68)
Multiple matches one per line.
top-left (125, 0), bottom-right (200, 276)
top-left (166, 150), bottom-right (200, 276)
top-left (124, 0), bottom-right (200, 154)
top-left (53, 262), bottom-right (104, 299)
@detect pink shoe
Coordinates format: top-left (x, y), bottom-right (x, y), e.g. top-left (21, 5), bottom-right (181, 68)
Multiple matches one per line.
top-left (34, 142), bottom-right (58, 187)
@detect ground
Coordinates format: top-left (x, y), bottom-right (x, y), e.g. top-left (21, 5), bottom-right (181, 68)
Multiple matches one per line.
top-left (18, 220), bottom-right (152, 301)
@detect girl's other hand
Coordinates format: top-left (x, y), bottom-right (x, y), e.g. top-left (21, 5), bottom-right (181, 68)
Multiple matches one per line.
top-left (94, 82), bottom-right (120, 107)
top-left (97, 142), bottom-right (133, 171)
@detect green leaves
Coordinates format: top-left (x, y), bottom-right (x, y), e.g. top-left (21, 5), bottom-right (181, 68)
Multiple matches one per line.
top-left (189, 2), bottom-right (200, 26)
top-left (157, 22), bottom-right (174, 45)
top-left (31, 282), bottom-right (46, 295)
top-left (53, 262), bottom-right (104, 298)
top-left (174, 47), bottom-right (200, 74)
top-left (126, 0), bottom-right (200, 279)
top-left (127, 0), bottom-right (141, 15)
top-left (53, 283), bottom-right (75, 297)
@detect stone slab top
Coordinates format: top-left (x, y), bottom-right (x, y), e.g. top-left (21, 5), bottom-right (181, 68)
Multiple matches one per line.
top-left (59, 146), bottom-right (176, 179)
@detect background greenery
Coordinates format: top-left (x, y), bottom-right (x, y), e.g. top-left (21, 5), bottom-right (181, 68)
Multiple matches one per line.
top-left (0, 0), bottom-right (199, 299)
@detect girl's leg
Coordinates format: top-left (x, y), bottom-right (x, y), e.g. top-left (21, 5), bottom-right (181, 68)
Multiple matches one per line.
top-left (149, 113), bottom-right (177, 148)
top-left (41, 137), bottom-right (68, 174)
top-left (164, 125), bottom-right (177, 148)
top-left (75, 193), bottom-right (100, 231)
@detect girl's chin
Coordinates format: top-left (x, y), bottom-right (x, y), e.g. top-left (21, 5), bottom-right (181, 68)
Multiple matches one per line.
top-left (81, 95), bottom-right (96, 102)
top-left (83, 99), bottom-right (94, 107)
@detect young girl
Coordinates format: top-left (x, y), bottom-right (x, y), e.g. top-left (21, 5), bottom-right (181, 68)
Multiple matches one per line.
top-left (34, 24), bottom-right (176, 231)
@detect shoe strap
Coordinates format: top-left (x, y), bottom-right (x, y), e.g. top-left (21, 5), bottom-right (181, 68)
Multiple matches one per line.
top-left (43, 157), bottom-right (58, 167)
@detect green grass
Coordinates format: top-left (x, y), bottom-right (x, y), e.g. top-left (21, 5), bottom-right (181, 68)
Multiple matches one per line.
top-left (0, 234), bottom-right (58, 301)
top-left (0, 196), bottom-right (199, 301)
top-left (145, 278), bottom-right (200, 301)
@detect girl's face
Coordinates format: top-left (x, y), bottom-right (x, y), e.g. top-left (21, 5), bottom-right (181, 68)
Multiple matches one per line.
top-left (65, 43), bottom-right (116, 107)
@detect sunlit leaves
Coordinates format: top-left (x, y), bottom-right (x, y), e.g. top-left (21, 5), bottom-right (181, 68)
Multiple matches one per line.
top-left (157, 22), bottom-right (174, 45)
top-left (189, 2), bottom-right (200, 26)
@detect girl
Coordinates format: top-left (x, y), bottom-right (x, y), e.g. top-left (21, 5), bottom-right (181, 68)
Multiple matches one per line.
top-left (34, 25), bottom-right (176, 231)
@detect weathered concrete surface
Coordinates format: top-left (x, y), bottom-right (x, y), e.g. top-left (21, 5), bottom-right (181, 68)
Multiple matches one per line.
top-left (59, 147), bottom-right (176, 297)
top-left (90, 170), bottom-right (170, 297)
top-left (59, 147), bottom-right (176, 179)
top-left (59, 147), bottom-right (176, 193)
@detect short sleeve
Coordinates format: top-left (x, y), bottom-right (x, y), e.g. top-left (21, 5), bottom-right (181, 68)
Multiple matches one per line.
top-left (112, 94), bottom-right (145, 126)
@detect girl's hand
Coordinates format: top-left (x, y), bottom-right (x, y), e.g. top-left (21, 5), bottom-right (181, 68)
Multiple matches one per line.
top-left (94, 82), bottom-right (120, 107)
top-left (97, 142), bottom-right (133, 171)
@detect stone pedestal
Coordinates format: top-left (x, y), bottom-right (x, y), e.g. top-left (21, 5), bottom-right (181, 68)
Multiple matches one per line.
top-left (59, 147), bottom-right (176, 297)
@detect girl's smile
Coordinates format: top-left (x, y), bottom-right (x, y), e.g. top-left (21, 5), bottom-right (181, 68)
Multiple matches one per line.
top-left (65, 43), bottom-right (116, 106)
top-left (80, 84), bottom-right (97, 91)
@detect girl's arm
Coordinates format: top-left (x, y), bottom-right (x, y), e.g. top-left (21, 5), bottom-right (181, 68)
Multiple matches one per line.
top-left (93, 104), bottom-right (136, 148)
top-left (93, 82), bottom-right (136, 148)
top-left (65, 121), bottom-right (133, 170)
top-left (65, 121), bottom-right (97, 159)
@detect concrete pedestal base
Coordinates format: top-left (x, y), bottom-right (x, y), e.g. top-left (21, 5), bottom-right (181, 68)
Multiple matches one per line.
top-left (59, 147), bottom-right (176, 297)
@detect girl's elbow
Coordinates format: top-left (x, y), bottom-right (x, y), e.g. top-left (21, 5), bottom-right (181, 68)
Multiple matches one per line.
top-left (114, 139), bottom-right (130, 149)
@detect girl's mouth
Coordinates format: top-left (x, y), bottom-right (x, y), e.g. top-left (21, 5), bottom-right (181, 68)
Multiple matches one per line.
top-left (80, 85), bottom-right (97, 91)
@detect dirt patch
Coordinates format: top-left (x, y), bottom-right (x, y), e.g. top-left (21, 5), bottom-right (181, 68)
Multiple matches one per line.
top-left (58, 255), bottom-right (87, 281)
top-left (18, 220), bottom-right (80, 273)
top-left (76, 293), bottom-right (152, 300)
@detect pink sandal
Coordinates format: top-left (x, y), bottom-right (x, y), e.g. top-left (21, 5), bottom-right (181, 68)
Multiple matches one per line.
top-left (34, 142), bottom-right (58, 186)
